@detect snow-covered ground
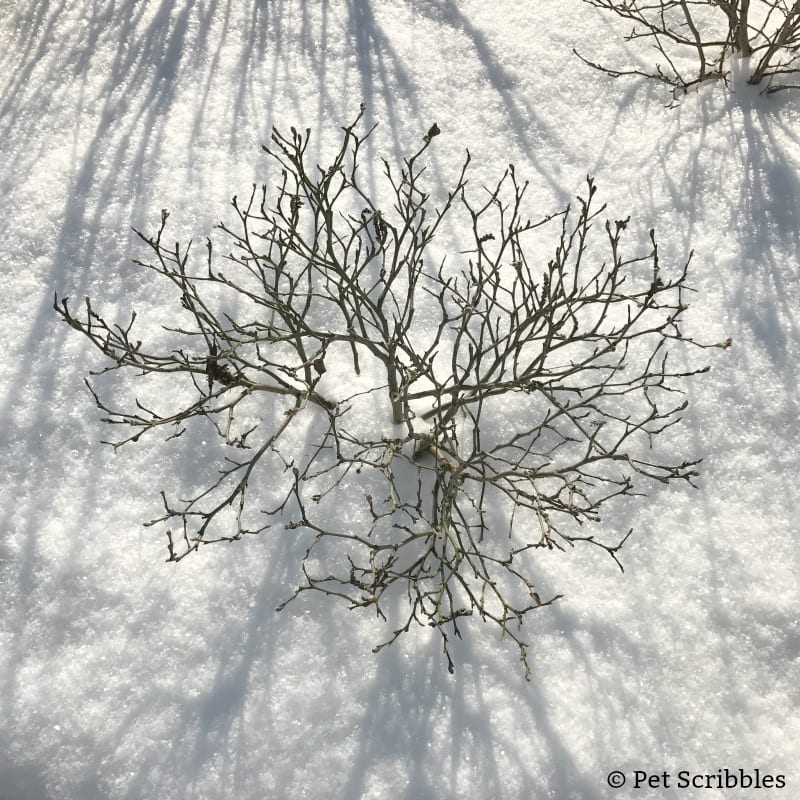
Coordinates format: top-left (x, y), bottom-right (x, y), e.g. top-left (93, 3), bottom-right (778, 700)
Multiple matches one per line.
top-left (1, 2), bottom-right (798, 798)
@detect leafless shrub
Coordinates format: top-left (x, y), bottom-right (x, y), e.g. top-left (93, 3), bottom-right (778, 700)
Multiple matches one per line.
top-left (577, 1), bottom-right (800, 101)
top-left (55, 110), bottom-right (729, 677)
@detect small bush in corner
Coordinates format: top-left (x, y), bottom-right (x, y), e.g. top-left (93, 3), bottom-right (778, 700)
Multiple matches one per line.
top-left (577, 0), bottom-right (800, 101)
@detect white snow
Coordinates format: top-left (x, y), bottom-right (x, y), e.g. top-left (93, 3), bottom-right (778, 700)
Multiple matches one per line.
top-left (1, 1), bottom-right (798, 798)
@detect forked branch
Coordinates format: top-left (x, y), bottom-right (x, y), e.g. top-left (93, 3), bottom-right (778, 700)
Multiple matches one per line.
top-left (56, 112), bottom-right (728, 677)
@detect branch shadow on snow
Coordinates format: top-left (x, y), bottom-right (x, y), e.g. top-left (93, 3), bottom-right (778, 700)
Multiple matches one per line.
top-left (335, 604), bottom-right (640, 800)
top-left (645, 84), bottom-right (800, 404)
top-left (731, 96), bottom-right (800, 401)
top-left (591, 77), bottom-right (800, 773)
top-left (406, 0), bottom-right (571, 202)
top-left (102, 555), bottom-right (625, 800)
top-left (0, 2), bottom-right (291, 794)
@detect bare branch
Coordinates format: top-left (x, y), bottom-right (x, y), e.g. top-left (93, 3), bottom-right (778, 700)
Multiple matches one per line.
top-left (56, 114), bottom-right (727, 677)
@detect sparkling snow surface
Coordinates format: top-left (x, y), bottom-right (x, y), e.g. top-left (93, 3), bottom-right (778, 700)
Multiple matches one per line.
top-left (1, 2), bottom-right (798, 798)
